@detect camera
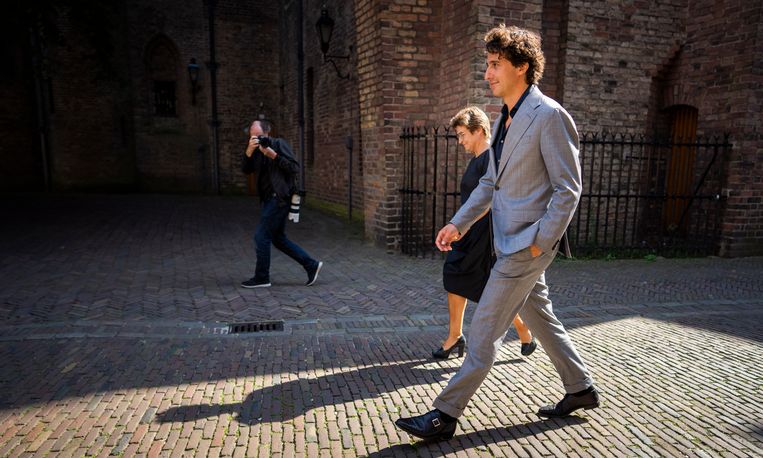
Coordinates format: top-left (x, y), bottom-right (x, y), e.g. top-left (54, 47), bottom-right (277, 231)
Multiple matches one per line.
top-left (257, 135), bottom-right (272, 149)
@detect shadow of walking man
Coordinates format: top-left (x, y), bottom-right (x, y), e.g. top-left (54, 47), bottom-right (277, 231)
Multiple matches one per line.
top-left (156, 358), bottom-right (466, 425)
top-left (156, 356), bottom-right (587, 452)
top-left (156, 358), bottom-right (525, 426)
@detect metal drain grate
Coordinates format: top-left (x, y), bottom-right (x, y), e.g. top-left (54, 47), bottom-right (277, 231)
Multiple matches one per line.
top-left (228, 320), bottom-right (285, 334)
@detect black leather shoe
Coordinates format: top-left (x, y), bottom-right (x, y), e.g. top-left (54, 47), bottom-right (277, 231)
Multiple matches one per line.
top-left (521, 338), bottom-right (537, 356)
top-left (432, 335), bottom-right (465, 359)
top-left (538, 387), bottom-right (600, 418)
top-left (395, 409), bottom-right (457, 441)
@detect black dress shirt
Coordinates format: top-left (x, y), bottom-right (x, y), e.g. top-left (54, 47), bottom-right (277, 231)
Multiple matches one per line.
top-left (492, 84), bottom-right (533, 167)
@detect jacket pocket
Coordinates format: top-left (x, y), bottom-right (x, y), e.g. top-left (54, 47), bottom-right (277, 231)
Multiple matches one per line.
top-left (508, 209), bottom-right (546, 222)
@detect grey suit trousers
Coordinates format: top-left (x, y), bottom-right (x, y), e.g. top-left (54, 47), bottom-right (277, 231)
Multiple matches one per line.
top-left (433, 247), bottom-right (593, 418)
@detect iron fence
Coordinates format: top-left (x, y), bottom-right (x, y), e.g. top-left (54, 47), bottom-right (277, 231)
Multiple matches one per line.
top-left (399, 127), bottom-right (731, 257)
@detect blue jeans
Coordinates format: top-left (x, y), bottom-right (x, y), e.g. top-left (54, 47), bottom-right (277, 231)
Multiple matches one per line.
top-left (254, 197), bottom-right (316, 282)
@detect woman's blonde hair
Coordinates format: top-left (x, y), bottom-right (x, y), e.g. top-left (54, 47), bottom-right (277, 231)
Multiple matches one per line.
top-left (450, 106), bottom-right (491, 139)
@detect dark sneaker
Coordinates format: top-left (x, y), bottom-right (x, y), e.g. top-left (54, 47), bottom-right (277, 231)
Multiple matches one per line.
top-left (305, 261), bottom-right (323, 286)
top-left (241, 278), bottom-right (271, 288)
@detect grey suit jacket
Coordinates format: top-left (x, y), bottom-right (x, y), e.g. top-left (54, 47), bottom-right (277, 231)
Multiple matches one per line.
top-left (450, 85), bottom-right (582, 256)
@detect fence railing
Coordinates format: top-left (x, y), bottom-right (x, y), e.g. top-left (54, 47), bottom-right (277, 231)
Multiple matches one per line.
top-left (399, 128), bottom-right (731, 257)
top-left (572, 133), bottom-right (730, 256)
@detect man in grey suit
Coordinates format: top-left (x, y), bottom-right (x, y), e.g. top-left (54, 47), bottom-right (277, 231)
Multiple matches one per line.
top-left (396, 24), bottom-right (599, 441)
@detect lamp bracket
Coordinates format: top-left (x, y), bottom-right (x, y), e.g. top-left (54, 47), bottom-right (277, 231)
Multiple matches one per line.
top-left (321, 45), bottom-right (353, 80)
top-left (324, 57), bottom-right (351, 80)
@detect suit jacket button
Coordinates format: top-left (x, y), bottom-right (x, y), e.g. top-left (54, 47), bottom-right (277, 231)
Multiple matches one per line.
top-left (494, 185), bottom-right (500, 191)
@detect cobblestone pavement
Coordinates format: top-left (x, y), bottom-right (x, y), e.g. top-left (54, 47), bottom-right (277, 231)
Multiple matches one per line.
top-left (1, 194), bottom-right (762, 457)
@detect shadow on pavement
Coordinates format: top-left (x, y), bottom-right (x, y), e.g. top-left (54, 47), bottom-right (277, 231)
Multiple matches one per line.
top-left (365, 417), bottom-right (589, 457)
top-left (155, 358), bottom-right (523, 426)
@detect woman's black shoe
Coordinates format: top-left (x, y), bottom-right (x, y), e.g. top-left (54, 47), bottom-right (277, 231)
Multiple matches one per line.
top-left (521, 338), bottom-right (537, 356)
top-left (432, 336), bottom-right (465, 359)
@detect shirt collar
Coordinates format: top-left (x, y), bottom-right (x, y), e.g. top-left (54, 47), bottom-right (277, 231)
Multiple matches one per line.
top-left (509, 84), bottom-right (533, 119)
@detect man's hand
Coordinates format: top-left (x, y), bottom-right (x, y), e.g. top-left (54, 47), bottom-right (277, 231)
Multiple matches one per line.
top-left (245, 136), bottom-right (259, 157)
top-left (246, 136), bottom-right (277, 159)
top-left (260, 146), bottom-right (277, 159)
top-left (435, 223), bottom-right (461, 251)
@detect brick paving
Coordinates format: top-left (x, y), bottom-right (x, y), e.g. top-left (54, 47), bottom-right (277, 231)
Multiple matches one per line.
top-left (1, 193), bottom-right (762, 457)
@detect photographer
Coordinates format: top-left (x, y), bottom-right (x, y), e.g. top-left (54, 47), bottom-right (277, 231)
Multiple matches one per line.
top-left (241, 120), bottom-right (322, 288)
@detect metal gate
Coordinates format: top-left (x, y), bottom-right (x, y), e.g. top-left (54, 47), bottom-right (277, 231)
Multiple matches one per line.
top-left (571, 133), bottom-right (731, 256)
top-left (399, 126), bottom-right (462, 257)
top-left (399, 128), bottom-right (731, 257)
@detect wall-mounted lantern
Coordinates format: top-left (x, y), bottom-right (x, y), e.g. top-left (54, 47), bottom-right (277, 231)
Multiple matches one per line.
top-left (315, 5), bottom-right (352, 80)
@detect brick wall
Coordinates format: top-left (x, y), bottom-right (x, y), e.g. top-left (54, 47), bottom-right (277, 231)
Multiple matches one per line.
top-left (1, 0), bottom-right (759, 254)
top-left (351, 0), bottom-right (548, 249)
top-left (5, 0), bottom-right (282, 194)
top-left (437, 1), bottom-right (481, 120)
top-left (275, 1), bottom-right (364, 218)
top-left (560, 0), bottom-right (686, 133)
top-left (276, 1), bottom-right (301, 166)
top-left (353, 0), bottom-right (450, 247)
top-left (0, 33), bottom-right (42, 190)
top-left (559, 0), bottom-right (762, 255)
top-left (47, 3), bottom-right (135, 190)
top-left (214, 0), bottom-right (281, 194)
top-left (677, 0), bottom-right (762, 256)
top-left (125, 0), bottom-right (281, 194)
top-left (540, 0), bottom-right (568, 102)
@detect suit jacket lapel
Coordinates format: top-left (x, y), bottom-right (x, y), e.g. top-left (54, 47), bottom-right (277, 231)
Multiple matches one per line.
top-left (496, 86), bottom-right (543, 180)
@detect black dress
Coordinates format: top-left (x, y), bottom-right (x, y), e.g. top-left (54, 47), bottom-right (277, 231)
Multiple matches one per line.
top-left (442, 149), bottom-right (492, 302)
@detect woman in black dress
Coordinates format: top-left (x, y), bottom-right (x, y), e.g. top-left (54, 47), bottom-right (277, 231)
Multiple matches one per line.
top-left (433, 107), bottom-right (536, 359)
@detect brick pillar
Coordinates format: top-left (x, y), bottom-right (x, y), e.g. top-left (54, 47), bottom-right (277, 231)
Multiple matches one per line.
top-left (355, 0), bottom-right (443, 249)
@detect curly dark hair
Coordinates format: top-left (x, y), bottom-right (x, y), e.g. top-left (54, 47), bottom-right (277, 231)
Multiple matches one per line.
top-left (484, 24), bottom-right (545, 85)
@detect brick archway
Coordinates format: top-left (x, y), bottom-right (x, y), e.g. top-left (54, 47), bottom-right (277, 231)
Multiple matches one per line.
top-left (661, 83), bottom-right (704, 111)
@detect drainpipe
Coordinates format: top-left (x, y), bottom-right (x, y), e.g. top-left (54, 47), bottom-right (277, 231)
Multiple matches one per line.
top-left (207, 0), bottom-right (220, 194)
top-left (297, 0), bottom-right (305, 192)
top-left (346, 135), bottom-right (352, 219)
top-left (29, 15), bottom-right (51, 191)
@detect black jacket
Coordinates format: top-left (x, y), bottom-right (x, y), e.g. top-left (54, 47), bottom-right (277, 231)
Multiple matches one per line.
top-left (242, 137), bottom-right (300, 205)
